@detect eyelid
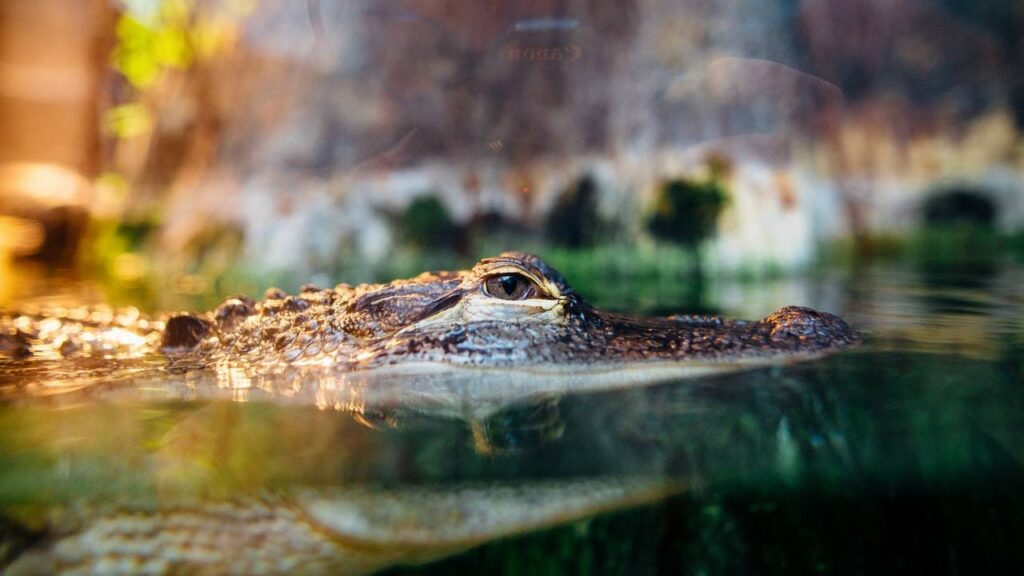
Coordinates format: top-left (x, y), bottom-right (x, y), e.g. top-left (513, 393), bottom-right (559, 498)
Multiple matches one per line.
top-left (484, 267), bottom-right (542, 287)
top-left (485, 265), bottom-right (536, 279)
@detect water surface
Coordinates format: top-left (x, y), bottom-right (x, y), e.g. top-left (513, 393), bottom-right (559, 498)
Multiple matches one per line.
top-left (2, 261), bottom-right (1023, 574)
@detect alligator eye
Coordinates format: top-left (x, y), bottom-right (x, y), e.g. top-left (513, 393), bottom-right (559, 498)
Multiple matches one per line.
top-left (483, 273), bottom-right (539, 300)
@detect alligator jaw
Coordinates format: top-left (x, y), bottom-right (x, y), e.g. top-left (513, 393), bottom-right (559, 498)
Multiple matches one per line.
top-left (354, 303), bottom-right (860, 374)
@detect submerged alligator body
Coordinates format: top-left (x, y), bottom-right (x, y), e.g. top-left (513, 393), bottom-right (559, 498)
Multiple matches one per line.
top-left (2, 252), bottom-right (858, 385)
top-left (0, 253), bottom-right (860, 574)
top-left (4, 476), bottom-right (684, 575)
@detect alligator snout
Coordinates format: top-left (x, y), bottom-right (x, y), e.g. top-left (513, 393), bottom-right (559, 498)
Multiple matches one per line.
top-left (757, 306), bottom-right (860, 350)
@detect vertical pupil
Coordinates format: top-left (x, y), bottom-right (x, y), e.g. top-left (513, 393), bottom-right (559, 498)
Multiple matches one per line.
top-left (500, 275), bottom-right (518, 296)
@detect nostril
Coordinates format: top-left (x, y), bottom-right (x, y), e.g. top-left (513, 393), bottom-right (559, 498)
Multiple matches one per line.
top-left (761, 306), bottom-right (858, 347)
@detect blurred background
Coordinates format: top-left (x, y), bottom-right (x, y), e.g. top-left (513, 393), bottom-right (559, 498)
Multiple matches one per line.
top-left (1, 0), bottom-right (1023, 311)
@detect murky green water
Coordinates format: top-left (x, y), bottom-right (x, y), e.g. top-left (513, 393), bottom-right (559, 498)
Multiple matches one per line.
top-left (2, 260), bottom-right (1023, 574)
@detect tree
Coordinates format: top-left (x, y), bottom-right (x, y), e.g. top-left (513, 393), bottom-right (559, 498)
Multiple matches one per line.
top-left (647, 176), bottom-right (728, 250)
top-left (545, 175), bottom-right (600, 248)
top-left (647, 174), bottom-right (728, 294)
top-left (400, 196), bottom-right (464, 252)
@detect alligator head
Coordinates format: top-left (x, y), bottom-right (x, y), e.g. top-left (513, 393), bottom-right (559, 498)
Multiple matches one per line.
top-left (164, 252), bottom-right (859, 382)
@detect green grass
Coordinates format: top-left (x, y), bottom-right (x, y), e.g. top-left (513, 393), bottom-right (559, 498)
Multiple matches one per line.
top-left (818, 226), bottom-right (1016, 268)
top-left (61, 221), bottom-right (1024, 314)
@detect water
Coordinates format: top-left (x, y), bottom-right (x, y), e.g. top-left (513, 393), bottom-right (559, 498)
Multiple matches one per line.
top-left (1, 260), bottom-right (1023, 573)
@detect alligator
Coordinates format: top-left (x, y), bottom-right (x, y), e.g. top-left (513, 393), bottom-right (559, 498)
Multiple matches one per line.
top-left (0, 253), bottom-right (860, 574)
top-left (1, 252), bottom-right (858, 393)
top-left (3, 475), bottom-right (685, 575)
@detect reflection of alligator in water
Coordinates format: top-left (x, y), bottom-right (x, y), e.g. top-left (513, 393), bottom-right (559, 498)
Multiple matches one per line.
top-left (2, 259), bottom-right (1022, 574)
top-left (4, 476), bottom-right (683, 575)
top-left (3, 348), bottom-right (1023, 574)
top-left (0, 253), bottom-right (859, 574)
top-left (1, 253), bottom-right (858, 385)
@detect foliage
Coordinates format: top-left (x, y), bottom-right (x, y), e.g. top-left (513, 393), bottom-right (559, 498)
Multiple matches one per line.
top-left (539, 243), bottom-right (732, 315)
top-left (113, 8), bottom-right (193, 90)
top-left (922, 190), bottom-right (996, 228)
top-left (106, 0), bottom-right (250, 142)
top-left (90, 0), bottom-right (254, 296)
top-left (545, 176), bottom-right (601, 248)
top-left (819, 226), bottom-right (1007, 269)
top-left (1009, 230), bottom-right (1024, 260)
top-left (646, 176), bottom-right (728, 250)
top-left (103, 103), bottom-right (154, 139)
top-left (112, 0), bottom-right (246, 90)
top-left (399, 196), bottom-right (463, 251)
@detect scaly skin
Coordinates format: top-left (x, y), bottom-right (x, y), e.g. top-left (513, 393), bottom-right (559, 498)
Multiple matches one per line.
top-left (0, 254), bottom-right (859, 574)
top-left (4, 477), bottom-right (685, 575)
top-left (1, 253), bottom-right (859, 378)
